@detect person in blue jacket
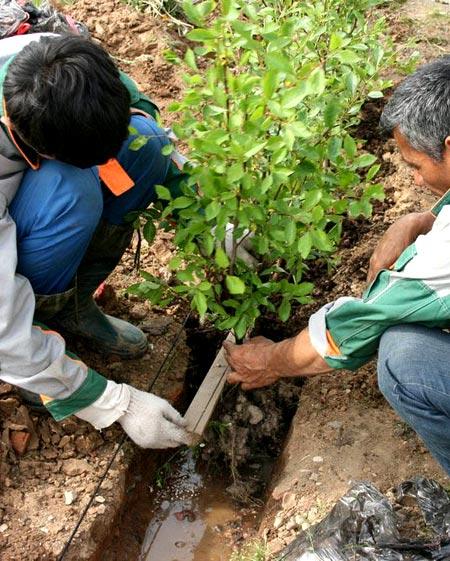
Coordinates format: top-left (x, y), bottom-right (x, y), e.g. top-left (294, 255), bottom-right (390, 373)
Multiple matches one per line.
top-left (0, 32), bottom-right (190, 449)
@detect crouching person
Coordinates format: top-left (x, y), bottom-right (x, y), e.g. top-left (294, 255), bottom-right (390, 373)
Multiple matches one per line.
top-left (0, 33), bottom-right (189, 448)
top-left (225, 55), bottom-right (450, 476)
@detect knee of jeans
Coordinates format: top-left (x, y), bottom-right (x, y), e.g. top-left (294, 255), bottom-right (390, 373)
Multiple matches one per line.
top-left (45, 161), bottom-right (103, 232)
top-left (122, 115), bottom-right (170, 171)
top-left (11, 160), bottom-right (103, 239)
top-left (377, 325), bottom-right (425, 399)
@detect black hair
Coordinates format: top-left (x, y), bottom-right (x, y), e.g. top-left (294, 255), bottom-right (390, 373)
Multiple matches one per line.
top-left (3, 34), bottom-right (131, 168)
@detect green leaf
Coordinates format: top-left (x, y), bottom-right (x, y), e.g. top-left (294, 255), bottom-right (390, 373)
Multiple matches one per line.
top-left (182, 0), bottom-right (204, 25)
top-left (129, 135), bottom-right (149, 151)
top-left (328, 136), bottom-right (342, 160)
top-left (304, 189), bottom-right (323, 210)
top-left (349, 199), bottom-right (373, 218)
top-left (282, 85), bottom-right (309, 109)
top-left (172, 196), bottom-right (193, 209)
top-left (184, 48), bottom-right (198, 70)
top-left (205, 200), bottom-right (221, 220)
top-left (307, 67), bottom-right (325, 96)
top-left (336, 49), bottom-right (360, 65)
top-left (169, 256), bottom-right (182, 270)
top-left (311, 229), bottom-right (333, 252)
top-left (355, 154), bottom-right (377, 168)
top-left (285, 220), bottom-right (296, 246)
top-left (193, 291), bottom-right (208, 317)
top-left (287, 121), bottom-right (311, 138)
top-left (297, 231), bottom-right (312, 259)
top-left (227, 163), bottom-right (244, 183)
top-left (244, 142), bottom-right (267, 158)
top-left (215, 247), bottom-right (230, 268)
top-left (226, 275), bottom-right (246, 295)
top-left (368, 90), bottom-right (384, 99)
top-left (143, 220), bottom-right (156, 244)
top-left (202, 233), bottom-right (215, 256)
top-left (278, 298), bottom-right (291, 322)
top-left (234, 316), bottom-right (249, 340)
top-left (329, 32), bottom-right (343, 50)
top-left (161, 144), bottom-right (174, 156)
top-left (344, 72), bottom-right (359, 95)
top-left (366, 164), bottom-right (381, 181)
top-left (324, 99), bottom-right (341, 129)
top-left (186, 28), bottom-right (217, 42)
top-left (265, 52), bottom-right (292, 74)
top-left (344, 135), bottom-right (357, 158)
top-left (262, 70), bottom-right (280, 99)
top-left (156, 185), bottom-right (172, 201)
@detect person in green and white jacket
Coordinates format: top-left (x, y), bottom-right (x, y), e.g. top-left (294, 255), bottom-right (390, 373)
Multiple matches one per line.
top-left (225, 56), bottom-right (450, 476)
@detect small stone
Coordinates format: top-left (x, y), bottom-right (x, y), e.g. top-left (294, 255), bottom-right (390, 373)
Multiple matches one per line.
top-left (140, 316), bottom-right (173, 336)
top-left (0, 524), bottom-right (8, 532)
top-left (59, 435), bottom-right (71, 448)
top-left (273, 513), bottom-right (284, 529)
top-left (94, 23), bottom-right (105, 37)
top-left (96, 504), bottom-right (106, 514)
top-left (327, 420), bottom-right (343, 430)
top-left (129, 304), bottom-right (148, 320)
top-left (294, 515), bottom-right (305, 526)
top-left (301, 522), bottom-right (310, 531)
top-left (10, 431), bottom-right (31, 456)
top-left (247, 404), bottom-right (264, 425)
top-left (62, 459), bottom-right (91, 476)
top-left (309, 473), bottom-right (319, 482)
top-left (286, 518), bottom-right (298, 531)
top-left (64, 491), bottom-right (76, 506)
top-left (312, 456), bottom-right (323, 463)
top-left (0, 397), bottom-right (19, 415)
top-left (94, 495), bottom-right (105, 503)
top-left (40, 527), bottom-right (49, 534)
top-left (281, 492), bottom-right (296, 510)
top-left (75, 433), bottom-right (102, 455)
top-left (0, 383), bottom-right (13, 395)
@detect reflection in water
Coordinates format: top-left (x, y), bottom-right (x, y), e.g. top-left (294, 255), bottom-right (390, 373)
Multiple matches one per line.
top-left (139, 450), bottom-right (238, 561)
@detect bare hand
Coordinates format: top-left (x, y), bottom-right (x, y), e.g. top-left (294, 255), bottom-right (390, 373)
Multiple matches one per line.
top-left (367, 211), bottom-right (435, 284)
top-left (223, 336), bottom-right (281, 390)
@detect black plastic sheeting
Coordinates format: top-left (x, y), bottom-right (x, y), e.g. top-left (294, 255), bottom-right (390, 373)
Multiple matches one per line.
top-left (279, 478), bottom-right (450, 561)
top-left (0, 0), bottom-right (88, 39)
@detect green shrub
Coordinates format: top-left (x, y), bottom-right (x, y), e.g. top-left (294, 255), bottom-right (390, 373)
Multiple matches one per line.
top-left (130, 0), bottom-right (394, 339)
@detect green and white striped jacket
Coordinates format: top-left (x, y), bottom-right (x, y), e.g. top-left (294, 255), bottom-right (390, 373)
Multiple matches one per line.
top-left (309, 192), bottom-right (450, 370)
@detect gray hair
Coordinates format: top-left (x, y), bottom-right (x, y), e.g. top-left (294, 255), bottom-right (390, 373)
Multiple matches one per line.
top-left (380, 56), bottom-right (450, 161)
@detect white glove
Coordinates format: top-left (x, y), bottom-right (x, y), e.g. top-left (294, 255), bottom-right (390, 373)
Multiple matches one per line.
top-left (118, 387), bottom-right (189, 449)
top-left (218, 223), bottom-right (258, 268)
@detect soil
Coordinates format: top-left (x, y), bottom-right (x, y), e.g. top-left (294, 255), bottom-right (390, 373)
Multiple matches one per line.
top-left (2, 1), bottom-right (450, 560)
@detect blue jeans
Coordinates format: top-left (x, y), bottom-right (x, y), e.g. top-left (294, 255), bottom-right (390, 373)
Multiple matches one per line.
top-left (378, 324), bottom-right (450, 475)
top-left (9, 115), bottom-right (170, 295)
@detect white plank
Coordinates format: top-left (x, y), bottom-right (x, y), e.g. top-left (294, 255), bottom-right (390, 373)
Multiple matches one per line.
top-left (184, 332), bottom-right (235, 442)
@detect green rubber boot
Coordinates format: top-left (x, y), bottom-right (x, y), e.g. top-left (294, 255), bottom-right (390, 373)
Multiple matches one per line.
top-left (52, 220), bottom-right (148, 359)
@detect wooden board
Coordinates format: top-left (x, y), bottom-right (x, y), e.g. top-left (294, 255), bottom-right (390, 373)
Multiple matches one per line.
top-left (184, 332), bottom-right (235, 442)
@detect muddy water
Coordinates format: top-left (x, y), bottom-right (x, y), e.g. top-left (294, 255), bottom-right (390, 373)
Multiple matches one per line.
top-left (138, 450), bottom-right (251, 561)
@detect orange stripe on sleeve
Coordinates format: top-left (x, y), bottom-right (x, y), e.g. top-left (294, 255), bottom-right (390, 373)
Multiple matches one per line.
top-left (326, 330), bottom-right (341, 356)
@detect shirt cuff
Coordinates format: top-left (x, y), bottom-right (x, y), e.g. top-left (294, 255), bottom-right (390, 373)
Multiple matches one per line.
top-left (75, 380), bottom-right (131, 429)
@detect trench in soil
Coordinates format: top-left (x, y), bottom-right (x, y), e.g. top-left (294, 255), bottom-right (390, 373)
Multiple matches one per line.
top-left (99, 319), bottom-right (300, 561)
